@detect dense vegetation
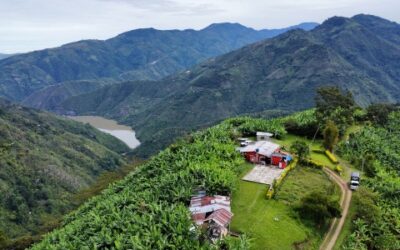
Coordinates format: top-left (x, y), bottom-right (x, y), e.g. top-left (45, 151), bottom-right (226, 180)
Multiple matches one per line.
top-left (0, 22), bottom-right (317, 103)
top-left (59, 14), bottom-right (400, 158)
top-left (337, 112), bottom-right (400, 249)
top-left (0, 99), bottom-right (129, 247)
top-left (31, 120), bottom-right (246, 249)
top-left (30, 107), bottom-right (349, 249)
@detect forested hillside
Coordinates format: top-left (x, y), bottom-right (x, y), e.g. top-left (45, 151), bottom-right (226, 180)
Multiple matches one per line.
top-left (30, 112), bottom-right (288, 249)
top-left (0, 99), bottom-right (129, 246)
top-left (338, 111), bottom-right (400, 249)
top-left (59, 14), bottom-right (400, 157)
top-left (30, 102), bottom-right (400, 249)
top-left (0, 22), bottom-right (317, 103)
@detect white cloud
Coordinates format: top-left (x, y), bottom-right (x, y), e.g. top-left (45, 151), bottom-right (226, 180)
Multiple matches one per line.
top-left (0, 0), bottom-right (399, 53)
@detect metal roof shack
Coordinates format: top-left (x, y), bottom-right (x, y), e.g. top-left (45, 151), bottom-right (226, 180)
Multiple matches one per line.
top-left (188, 193), bottom-right (233, 242)
top-left (257, 131), bottom-right (274, 141)
top-left (189, 195), bottom-right (231, 217)
top-left (204, 208), bottom-right (233, 227)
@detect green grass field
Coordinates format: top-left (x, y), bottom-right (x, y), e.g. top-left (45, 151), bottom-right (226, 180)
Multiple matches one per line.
top-left (231, 165), bottom-right (338, 249)
top-left (276, 167), bottom-right (339, 205)
top-left (272, 134), bottom-right (337, 170)
top-left (230, 180), bottom-right (311, 250)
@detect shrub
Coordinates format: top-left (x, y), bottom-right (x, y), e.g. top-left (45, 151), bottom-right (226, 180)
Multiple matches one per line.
top-left (290, 141), bottom-right (310, 161)
top-left (325, 150), bottom-right (338, 164)
top-left (302, 159), bottom-right (324, 169)
top-left (294, 191), bottom-right (341, 226)
top-left (335, 165), bottom-right (343, 175)
top-left (266, 159), bottom-right (297, 199)
top-left (323, 120), bottom-right (339, 152)
top-left (266, 188), bottom-right (274, 199)
top-left (312, 149), bottom-right (325, 154)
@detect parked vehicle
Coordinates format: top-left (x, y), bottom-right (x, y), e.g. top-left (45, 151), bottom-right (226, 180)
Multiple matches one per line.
top-left (350, 172), bottom-right (360, 190)
top-left (238, 138), bottom-right (251, 147)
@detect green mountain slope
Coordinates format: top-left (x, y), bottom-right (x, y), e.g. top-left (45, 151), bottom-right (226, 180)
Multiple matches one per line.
top-left (30, 107), bottom-right (400, 249)
top-left (0, 99), bottom-right (129, 242)
top-left (31, 114), bottom-right (287, 249)
top-left (21, 78), bottom-right (118, 111)
top-left (59, 14), bottom-right (400, 157)
top-left (0, 23), bottom-right (318, 102)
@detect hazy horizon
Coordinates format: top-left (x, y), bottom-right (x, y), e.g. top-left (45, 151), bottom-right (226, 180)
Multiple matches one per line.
top-left (1, 0), bottom-right (399, 54)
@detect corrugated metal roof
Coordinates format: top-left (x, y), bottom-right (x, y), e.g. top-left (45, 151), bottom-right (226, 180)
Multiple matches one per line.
top-left (237, 140), bottom-right (280, 157)
top-left (189, 195), bottom-right (231, 214)
top-left (192, 213), bottom-right (206, 225)
top-left (257, 132), bottom-right (274, 137)
top-left (205, 208), bottom-right (233, 227)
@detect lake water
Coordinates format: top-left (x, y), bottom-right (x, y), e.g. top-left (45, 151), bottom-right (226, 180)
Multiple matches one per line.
top-left (69, 116), bottom-right (140, 149)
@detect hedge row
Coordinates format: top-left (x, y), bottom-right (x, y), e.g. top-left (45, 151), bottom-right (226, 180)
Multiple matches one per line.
top-left (266, 159), bottom-right (298, 199)
top-left (325, 150), bottom-right (339, 164)
top-left (302, 159), bottom-right (343, 175)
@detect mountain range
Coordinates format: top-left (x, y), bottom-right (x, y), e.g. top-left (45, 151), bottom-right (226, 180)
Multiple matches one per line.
top-left (0, 53), bottom-right (12, 60)
top-left (0, 99), bottom-right (129, 242)
top-left (55, 14), bottom-right (400, 156)
top-left (0, 22), bottom-right (318, 103)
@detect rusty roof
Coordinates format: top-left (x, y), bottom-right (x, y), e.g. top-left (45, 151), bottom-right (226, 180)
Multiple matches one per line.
top-left (204, 208), bottom-right (233, 227)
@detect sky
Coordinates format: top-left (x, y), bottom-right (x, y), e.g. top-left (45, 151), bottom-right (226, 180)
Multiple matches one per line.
top-left (1, 0), bottom-right (399, 53)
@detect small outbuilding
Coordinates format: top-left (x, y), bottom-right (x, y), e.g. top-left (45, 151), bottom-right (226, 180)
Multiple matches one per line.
top-left (256, 132), bottom-right (273, 141)
top-left (189, 192), bottom-right (233, 241)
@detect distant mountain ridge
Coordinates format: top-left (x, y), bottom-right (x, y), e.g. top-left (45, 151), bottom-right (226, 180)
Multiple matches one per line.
top-left (0, 53), bottom-right (12, 60)
top-left (57, 14), bottom-right (400, 156)
top-left (0, 22), bottom-right (318, 102)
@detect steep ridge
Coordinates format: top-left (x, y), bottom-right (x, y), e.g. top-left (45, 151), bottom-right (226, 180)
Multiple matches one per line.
top-left (0, 99), bottom-right (129, 241)
top-left (59, 14), bottom-right (400, 156)
top-left (22, 78), bottom-right (118, 111)
top-left (0, 22), bottom-right (318, 102)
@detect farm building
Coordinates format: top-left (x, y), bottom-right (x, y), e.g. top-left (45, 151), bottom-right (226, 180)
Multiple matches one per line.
top-left (238, 140), bottom-right (291, 168)
top-left (189, 193), bottom-right (233, 240)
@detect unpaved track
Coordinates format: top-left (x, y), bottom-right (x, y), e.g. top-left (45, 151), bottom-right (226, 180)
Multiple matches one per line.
top-left (320, 168), bottom-right (352, 250)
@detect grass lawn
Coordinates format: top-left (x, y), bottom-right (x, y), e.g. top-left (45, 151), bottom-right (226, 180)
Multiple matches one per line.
top-left (230, 181), bottom-right (311, 250)
top-left (231, 165), bottom-right (338, 250)
top-left (310, 152), bottom-right (336, 170)
top-left (275, 167), bottom-right (340, 205)
top-left (272, 134), bottom-right (337, 170)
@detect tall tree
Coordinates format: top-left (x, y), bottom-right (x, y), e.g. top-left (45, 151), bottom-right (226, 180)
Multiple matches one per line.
top-left (323, 120), bottom-right (339, 152)
top-left (366, 103), bottom-right (398, 125)
top-left (290, 140), bottom-right (310, 162)
top-left (315, 86), bottom-right (356, 134)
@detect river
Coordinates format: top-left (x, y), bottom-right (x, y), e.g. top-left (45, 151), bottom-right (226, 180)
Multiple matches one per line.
top-left (69, 116), bottom-right (140, 149)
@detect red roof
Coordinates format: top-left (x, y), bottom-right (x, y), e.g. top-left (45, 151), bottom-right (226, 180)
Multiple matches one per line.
top-left (192, 213), bottom-right (206, 224)
top-left (204, 208), bottom-right (233, 227)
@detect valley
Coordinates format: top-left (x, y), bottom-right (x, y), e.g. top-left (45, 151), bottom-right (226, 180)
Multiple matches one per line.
top-left (69, 116), bottom-right (140, 149)
top-left (30, 103), bottom-right (400, 249)
top-left (0, 8), bottom-right (399, 250)
top-left (55, 14), bottom-right (400, 158)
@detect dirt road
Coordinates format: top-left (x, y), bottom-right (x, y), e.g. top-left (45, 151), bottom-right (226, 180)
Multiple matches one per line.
top-left (320, 168), bottom-right (352, 250)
